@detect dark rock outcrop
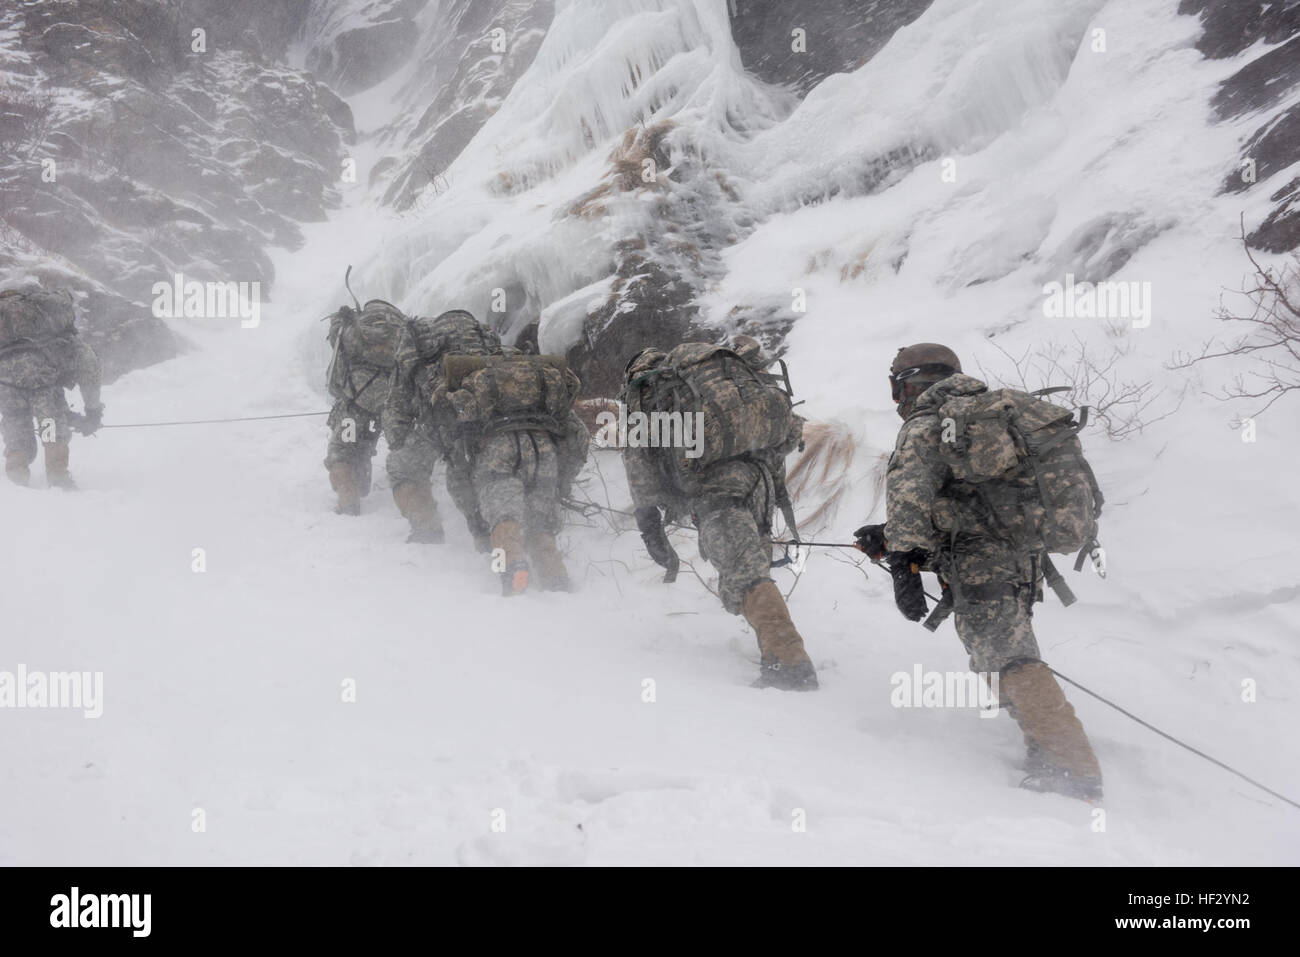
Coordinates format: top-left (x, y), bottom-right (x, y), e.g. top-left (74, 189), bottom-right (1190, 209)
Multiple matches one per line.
top-left (378, 0), bottom-right (554, 211)
top-left (728, 0), bottom-right (933, 95)
top-left (0, 0), bottom-right (355, 377)
top-left (1183, 0), bottom-right (1300, 251)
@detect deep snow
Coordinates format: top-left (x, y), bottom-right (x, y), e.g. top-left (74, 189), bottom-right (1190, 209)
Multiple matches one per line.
top-left (2, 0), bottom-right (1298, 865)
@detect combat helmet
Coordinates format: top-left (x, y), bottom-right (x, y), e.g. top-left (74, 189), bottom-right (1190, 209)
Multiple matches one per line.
top-left (889, 343), bottom-right (961, 403)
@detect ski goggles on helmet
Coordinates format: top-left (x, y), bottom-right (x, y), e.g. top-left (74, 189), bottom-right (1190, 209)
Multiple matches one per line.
top-left (889, 364), bottom-right (955, 402)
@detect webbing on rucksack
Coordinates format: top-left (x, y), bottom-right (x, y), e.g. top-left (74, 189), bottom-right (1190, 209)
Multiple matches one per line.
top-left (326, 300), bottom-right (408, 408)
top-left (922, 386), bottom-right (1104, 574)
top-left (443, 354), bottom-right (579, 437)
top-left (624, 343), bottom-right (800, 471)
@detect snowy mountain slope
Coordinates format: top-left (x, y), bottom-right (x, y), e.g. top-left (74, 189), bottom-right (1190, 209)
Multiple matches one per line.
top-left (2, 0), bottom-right (1299, 866)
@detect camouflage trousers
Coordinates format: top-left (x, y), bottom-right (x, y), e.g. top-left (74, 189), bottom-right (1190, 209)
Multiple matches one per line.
top-left (944, 540), bottom-right (1042, 675)
top-left (952, 590), bottom-right (1041, 675)
top-left (324, 401), bottom-right (380, 489)
top-left (0, 383), bottom-right (69, 463)
top-left (690, 459), bottom-right (777, 615)
top-left (445, 451), bottom-right (488, 540)
top-left (470, 429), bottom-right (561, 536)
top-left (385, 429), bottom-right (439, 488)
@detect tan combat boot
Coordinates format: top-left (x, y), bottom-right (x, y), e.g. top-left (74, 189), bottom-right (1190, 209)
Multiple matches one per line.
top-left (44, 441), bottom-right (75, 490)
top-left (525, 528), bottom-right (571, 592)
top-left (1000, 660), bottom-right (1102, 801)
top-left (392, 481), bottom-right (444, 544)
top-left (5, 450), bottom-right (30, 486)
top-left (329, 462), bottom-right (361, 515)
top-left (742, 581), bottom-right (818, 691)
top-left (491, 519), bottom-right (529, 596)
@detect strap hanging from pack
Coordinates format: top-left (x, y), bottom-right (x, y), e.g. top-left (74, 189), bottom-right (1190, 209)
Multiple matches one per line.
top-left (1040, 553), bottom-right (1077, 607)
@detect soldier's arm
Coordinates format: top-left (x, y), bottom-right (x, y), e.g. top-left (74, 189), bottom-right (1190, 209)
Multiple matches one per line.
top-left (72, 339), bottom-right (103, 411)
top-left (382, 362), bottom-right (415, 448)
top-left (557, 410), bottom-right (590, 498)
top-left (884, 417), bottom-right (946, 555)
top-left (623, 446), bottom-right (665, 511)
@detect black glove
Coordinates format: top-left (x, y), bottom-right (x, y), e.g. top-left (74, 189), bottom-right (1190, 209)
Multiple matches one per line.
top-left (887, 548), bottom-right (929, 622)
top-left (853, 523), bottom-right (887, 560)
top-left (80, 405), bottom-right (103, 435)
top-left (635, 506), bottom-right (679, 583)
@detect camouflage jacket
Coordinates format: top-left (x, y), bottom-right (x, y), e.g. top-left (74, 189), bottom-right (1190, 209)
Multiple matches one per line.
top-left (625, 443), bottom-right (789, 519)
top-left (0, 336), bottom-right (101, 407)
top-left (886, 373), bottom-right (1009, 555)
top-left (383, 313), bottom-right (503, 451)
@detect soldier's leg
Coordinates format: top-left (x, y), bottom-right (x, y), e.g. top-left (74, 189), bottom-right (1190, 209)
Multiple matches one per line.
top-left (695, 495), bottom-right (817, 690)
top-left (520, 433), bottom-right (569, 591)
top-left (954, 591), bottom-right (1102, 798)
top-left (444, 449), bottom-right (490, 552)
top-left (353, 417), bottom-right (380, 498)
top-left (324, 405), bottom-right (366, 515)
top-left (385, 431), bottom-right (444, 543)
top-left (0, 387), bottom-right (37, 485)
top-left (31, 390), bottom-right (73, 489)
top-left (473, 433), bottom-right (529, 595)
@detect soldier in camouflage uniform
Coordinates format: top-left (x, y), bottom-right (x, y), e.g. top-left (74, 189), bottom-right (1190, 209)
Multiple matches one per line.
top-left (624, 336), bottom-right (818, 691)
top-left (0, 287), bottom-right (103, 489)
top-left (323, 305), bottom-right (389, 517)
top-left (382, 310), bottom-right (495, 545)
top-left (855, 343), bottom-right (1102, 800)
top-left (385, 310), bottom-right (589, 589)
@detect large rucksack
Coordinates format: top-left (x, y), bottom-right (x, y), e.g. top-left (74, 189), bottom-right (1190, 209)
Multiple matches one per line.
top-left (929, 388), bottom-right (1103, 562)
top-left (443, 353), bottom-right (580, 434)
top-left (326, 299), bottom-right (408, 408)
top-left (329, 300), bottom-right (406, 370)
top-left (623, 342), bottom-right (802, 479)
top-left (404, 309), bottom-right (501, 369)
top-left (0, 288), bottom-right (77, 348)
top-left (0, 289), bottom-right (80, 385)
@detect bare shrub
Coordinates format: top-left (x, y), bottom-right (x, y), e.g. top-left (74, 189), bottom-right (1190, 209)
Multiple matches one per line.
top-left (1169, 226), bottom-right (1300, 418)
top-left (0, 84), bottom-right (55, 160)
top-left (980, 335), bottom-right (1178, 440)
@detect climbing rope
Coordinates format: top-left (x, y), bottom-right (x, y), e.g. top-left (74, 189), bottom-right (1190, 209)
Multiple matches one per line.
top-left (1049, 667), bottom-right (1300, 811)
top-left (97, 411), bottom-right (329, 429)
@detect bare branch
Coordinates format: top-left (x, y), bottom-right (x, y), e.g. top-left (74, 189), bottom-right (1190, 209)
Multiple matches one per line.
top-left (1170, 227), bottom-right (1300, 418)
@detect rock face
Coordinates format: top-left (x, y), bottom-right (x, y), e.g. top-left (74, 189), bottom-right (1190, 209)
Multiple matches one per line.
top-left (0, 0), bottom-right (354, 378)
top-left (374, 0), bottom-right (555, 211)
top-left (729, 0), bottom-right (934, 95)
top-left (1184, 0), bottom-right (1300, 252)
top-left (305, 0), bottom-right (428, 96)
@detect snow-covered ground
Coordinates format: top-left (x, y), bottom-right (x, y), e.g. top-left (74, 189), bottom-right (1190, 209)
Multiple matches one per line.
top-left (2, 0), bottom-right (1298, 865)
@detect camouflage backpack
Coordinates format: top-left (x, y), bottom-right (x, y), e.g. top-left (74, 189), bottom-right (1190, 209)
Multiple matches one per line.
top-left (403, 309), bottom-right (501, 370)
top-left (929, 388), bottom-right (1103, 562)
top-left (442, 353), bottom-right (580, 434)
top-left (623, 342), bottom-right (801, 479)
top-left (325, 299), bottom-right (409, 410)
top-left (0, 288), bottom-right (77, 349)
top-left (328, 300), bottom-right (407, 370)
top-left (0, 289), bottom-right (80, 384)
